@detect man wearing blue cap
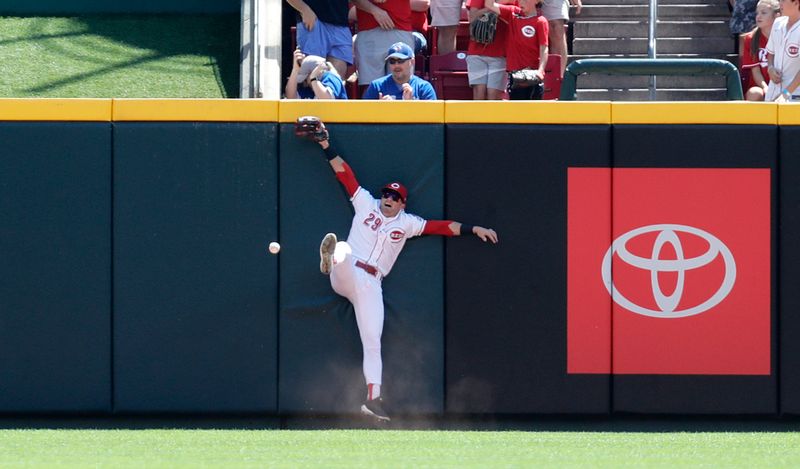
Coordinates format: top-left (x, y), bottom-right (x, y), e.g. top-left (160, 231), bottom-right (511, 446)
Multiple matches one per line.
top-left (362, 42), bottom-right (437, 100)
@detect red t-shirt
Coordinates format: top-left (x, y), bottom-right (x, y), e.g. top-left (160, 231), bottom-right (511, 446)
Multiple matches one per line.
top-left (498, 4), bottom-right (549, 72)
top-left (741, 30), bottom-right (769, 89)
top-left (411, 9), bottom-right (428, 33)
top-left (356, 0), bottom-right (412, 32)
top-left (466, 0), bottom-right (515, 57)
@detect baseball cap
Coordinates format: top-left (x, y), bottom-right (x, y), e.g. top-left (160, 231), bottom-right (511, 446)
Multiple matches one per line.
top-left (384, 42), bottom-right (414, 61)
top-left (382, 182), bottom-right (408, 201)
top-left (296, 55), bottom-right (326, 83)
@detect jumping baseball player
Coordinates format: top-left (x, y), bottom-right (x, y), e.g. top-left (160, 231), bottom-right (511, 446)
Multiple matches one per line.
top-left (295, 116), bottom-right (498, 421)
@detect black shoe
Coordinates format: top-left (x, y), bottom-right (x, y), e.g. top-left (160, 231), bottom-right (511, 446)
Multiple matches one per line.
top-left (360, 397), bottom-right (390, 421)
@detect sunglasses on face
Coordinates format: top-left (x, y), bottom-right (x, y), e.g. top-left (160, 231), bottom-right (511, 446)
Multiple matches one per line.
top-left (381, 190), bottom-right (403, 202)
top-left (387, 58), bottom-right (409, 65)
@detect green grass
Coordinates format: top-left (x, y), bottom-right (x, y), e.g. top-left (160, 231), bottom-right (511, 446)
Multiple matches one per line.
top-left (0, 15), bottom-right (239, 98)
top-left (1, 429), bottom-right (799, 468)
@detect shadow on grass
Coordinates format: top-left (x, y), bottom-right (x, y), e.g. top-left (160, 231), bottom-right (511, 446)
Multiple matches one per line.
top-left (18, 15), bottom-right (240, 97)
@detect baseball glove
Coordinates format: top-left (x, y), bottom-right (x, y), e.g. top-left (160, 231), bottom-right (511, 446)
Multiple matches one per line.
top-left (469, 12), bottom-right (498, 45)
top-left (294, 116), bottom-right (329, 142)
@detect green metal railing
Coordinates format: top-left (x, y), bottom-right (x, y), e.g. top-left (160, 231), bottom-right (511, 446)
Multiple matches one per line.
top-left (559, 58), bottom-right (743, 101)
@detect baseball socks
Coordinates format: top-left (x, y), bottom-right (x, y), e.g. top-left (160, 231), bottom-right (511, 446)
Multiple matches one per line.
top-left (368, 383), bottom-right (380, 400)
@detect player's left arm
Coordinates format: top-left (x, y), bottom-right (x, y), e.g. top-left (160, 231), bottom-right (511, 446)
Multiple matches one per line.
top-left (318, 139), bottom-right (360, 197)
top-left (423, 220), bottom-right (499, 243)
top-left (536, 19), bottom-right (549, 78)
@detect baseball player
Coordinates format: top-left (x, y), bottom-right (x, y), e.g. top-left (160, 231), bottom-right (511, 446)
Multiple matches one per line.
top-left (295, 116), bottom-right (498, 421)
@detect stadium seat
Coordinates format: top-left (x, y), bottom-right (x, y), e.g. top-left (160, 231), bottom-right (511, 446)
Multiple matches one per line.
top-left (542, 54), bottom-right (563, 100)
top-left (429, 51), bottom-right (472, 100)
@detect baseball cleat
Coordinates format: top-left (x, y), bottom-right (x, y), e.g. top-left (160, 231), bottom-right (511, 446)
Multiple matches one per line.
top-left (319, 233), bottom-right (337, 275)
top-left (360, 397), bottom-right (391, 421)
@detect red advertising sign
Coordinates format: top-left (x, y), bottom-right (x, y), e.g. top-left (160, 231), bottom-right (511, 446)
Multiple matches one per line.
top-left (567, 168), bottom-right (771, 375)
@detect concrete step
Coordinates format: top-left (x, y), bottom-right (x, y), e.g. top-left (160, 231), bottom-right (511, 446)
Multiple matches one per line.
top-left (572, 20), bottom-right (730, 38)
top-left (581, 0), bottom-right (727, 5)
top-left (575, 88), bottom-right (728, 100)
top-left (576, 4), bottom-right (730, 18)
top-left (573, 36), bottom-right (733, 54)
top-left (576, 73), bottom-right (727, 88)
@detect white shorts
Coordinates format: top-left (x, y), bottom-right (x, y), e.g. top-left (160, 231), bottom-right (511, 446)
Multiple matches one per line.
top-left (541, 0), bottom-right (569, 21)
top-left (354, 28), bottom-right (415, 85)
top-left (466, 55), bottom-right (508, 90)
top-left (430, 0), bottom-right (463, 27)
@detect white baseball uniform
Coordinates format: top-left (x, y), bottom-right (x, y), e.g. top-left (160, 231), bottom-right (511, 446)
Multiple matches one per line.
top-left (327, 162), bottom-right (456, 399)
top-left (765, 16), bottom-right (800, 101)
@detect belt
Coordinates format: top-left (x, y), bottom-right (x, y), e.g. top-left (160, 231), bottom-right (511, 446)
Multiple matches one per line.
top-left (355, 260), bottom-right (381, 278)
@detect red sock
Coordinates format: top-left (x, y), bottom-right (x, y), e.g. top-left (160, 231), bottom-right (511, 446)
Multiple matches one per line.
top-left (367, 383), bottom-right (381, 400)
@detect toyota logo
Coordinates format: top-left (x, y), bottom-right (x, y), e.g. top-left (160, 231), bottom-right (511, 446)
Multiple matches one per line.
top-left (601, 224), bottom-right (736, 318)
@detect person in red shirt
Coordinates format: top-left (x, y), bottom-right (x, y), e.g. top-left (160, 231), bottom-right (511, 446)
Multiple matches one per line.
top-left (466, 0), bottom-right (515, 99)
top-left (353, 0), bottom-right (415, 86)
top-left (411, 0), bottom-right (431, 34)
top-left (741, 0), bottom-right (780, 101)
top-left (486, 0), bottom-right (549, 100)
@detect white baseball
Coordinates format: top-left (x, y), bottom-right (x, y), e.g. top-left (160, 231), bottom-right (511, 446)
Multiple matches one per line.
top-left (268, 242), bottom-right (281, 254)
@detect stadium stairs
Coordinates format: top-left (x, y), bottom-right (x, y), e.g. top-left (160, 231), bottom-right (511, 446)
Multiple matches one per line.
top-left (570, 0), bottom-right (735, 100)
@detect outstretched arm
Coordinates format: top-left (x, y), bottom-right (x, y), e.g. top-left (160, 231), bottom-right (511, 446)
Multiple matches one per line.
top-left (295, 116), bottom-right (361, 196)
top-left (423, 220), bottom-right (499, 243)
top-left (318, 138), bottom-right (360, 197)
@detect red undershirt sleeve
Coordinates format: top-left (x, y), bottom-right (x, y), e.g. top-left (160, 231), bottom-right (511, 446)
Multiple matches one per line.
top-left (422, 220), bottom-right (457, 236)
top-left (335, 162), bottom-right (360, 198)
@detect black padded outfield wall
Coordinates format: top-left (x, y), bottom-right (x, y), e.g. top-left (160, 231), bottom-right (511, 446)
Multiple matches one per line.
top-left (780, 126), bottom-right (800, 415)
top-left (113, 123), bottom-right (279, 413)
top-left (611, 125), bottom-right (777, 414)
top-left (446, 124), bottom-right (612, 414)
top-left (0, 123), bottom-right (112, 412)
top-left (278, 124), bottom-right (445, 416)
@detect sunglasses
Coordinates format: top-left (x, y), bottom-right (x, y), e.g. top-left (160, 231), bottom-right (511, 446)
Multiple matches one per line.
top-left (381, 190), bottom-right (403, 202)
top-left (387, 58), bottom-right (409, 65)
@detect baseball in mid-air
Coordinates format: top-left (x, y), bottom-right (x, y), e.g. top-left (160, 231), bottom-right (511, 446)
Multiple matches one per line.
top-left (268, 242), bottom-right (281, 254)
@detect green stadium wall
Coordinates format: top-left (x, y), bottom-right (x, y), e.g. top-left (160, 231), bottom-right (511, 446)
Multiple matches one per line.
top-left (0, 99), bottom-right (798, 416)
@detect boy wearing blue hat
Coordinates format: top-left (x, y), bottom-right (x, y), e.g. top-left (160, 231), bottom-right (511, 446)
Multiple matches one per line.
top-left (362, 42), bottom-right (437, 100)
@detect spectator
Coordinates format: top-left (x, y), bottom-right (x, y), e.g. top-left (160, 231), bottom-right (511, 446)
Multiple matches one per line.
top-left (362, 42), bottom-right (438, 99)
top-left (285, 51), bottom-right (348, 99)
top-left (431, 0), bottom-right (464, 55)
top-left (541, 0), bottom-right (580, 77)
top-left (741, 0), bottom-right (780, 101)
top-left (486, 0), bottom-right (549, 100)
top-left (287, 0), bottom-right (353, 78)
top-left (765, 0), bottom-right (800, 102)
top-left (353, 0), bottom-right (415, 86)
top-left (411, 0), bottom-right (431, 35)
top-left (411, 0), bottom-right (431, 54)
top-left (466, 0), bottom-right (514, 100)
top-left (731, 0), bottom-right (759, 53)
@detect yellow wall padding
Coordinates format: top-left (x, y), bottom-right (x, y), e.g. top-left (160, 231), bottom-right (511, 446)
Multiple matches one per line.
top-left (279, 100), bottom-right (444, 123)
top-left (445, 101), bottom-right (611, 124)
top-left (0, 99), bottom-right (112, 121)
top-left (778, 103), bottom-right (800, 125)
top-left (611, 102), bottom-right (778, 125)
top-left (112, 99), bottom-right (279, 122)
top-left (0, 99), bottom-right (795, 125)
